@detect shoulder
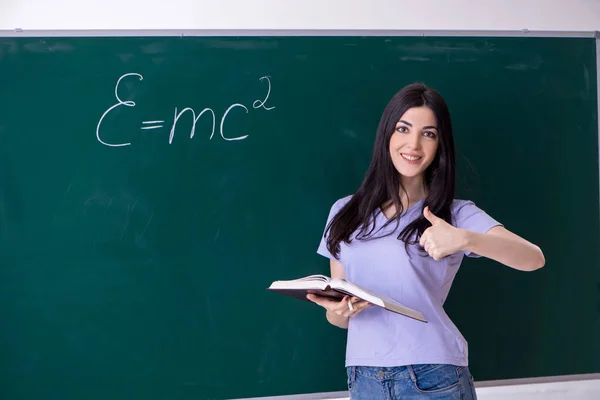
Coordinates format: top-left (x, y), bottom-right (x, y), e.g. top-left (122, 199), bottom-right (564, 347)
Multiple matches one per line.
top-left (325, 194), bottom-right (353, 219)
top-left (450, 199), bottom-right (485, 221)
top-left (450, 199), bottom-right (502, 232)
top-left (450, 199), bottom-right (478, 214)
top-left (332, 194), bottom-right (353, 210)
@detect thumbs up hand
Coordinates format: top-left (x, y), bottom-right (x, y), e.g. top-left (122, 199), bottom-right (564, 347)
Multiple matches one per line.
top-left (419, 206), bottom-right (467, 261)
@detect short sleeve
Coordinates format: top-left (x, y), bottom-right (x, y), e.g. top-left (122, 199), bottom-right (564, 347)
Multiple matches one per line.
top-left (317, 196), bottom-right (351, 260)
top-left (453, 200), bottom-right (503, 258)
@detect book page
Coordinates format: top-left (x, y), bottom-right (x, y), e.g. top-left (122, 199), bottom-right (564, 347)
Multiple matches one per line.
top-left (295, 275), bottom-right (330, 283)
top-left (268, 277), bottom-right (329, 291)
top-left (329, 278), bottom-right (426, 322)
top-left (329, 278), bottom-right (385, 306)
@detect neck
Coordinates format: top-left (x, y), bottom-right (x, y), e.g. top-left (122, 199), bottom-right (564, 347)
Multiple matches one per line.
top-left (380, 175), bottom-right (427, 219)
top-left (399, 175), bottom-right (427, 207)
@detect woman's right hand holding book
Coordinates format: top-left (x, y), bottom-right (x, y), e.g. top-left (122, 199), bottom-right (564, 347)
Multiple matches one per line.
top-left (306, 294), bottom-right (372, 329)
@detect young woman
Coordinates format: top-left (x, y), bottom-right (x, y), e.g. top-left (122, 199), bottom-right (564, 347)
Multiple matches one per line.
top-left (307, 83), bottom-right (545, 399)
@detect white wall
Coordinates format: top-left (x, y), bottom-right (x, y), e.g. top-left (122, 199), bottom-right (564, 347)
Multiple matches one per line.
top-left (1, 0), bottom-right (599, 31)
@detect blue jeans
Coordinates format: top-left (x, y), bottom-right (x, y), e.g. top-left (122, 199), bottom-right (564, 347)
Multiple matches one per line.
top-left (346, 364), bottom-right (477, 399)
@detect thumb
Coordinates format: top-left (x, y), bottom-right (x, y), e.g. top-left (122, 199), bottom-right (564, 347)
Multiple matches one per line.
top-left (424, 206), bottom-right (441, 225)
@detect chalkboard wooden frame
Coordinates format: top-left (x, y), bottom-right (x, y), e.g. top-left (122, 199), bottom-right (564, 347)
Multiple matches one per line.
top-left (0, 29), bottom-right (598, 37)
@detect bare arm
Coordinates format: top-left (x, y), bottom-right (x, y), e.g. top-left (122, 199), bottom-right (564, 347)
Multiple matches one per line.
top-left (421, 206), bottom-right (545, 271)
top-left (462, 225), bottom-right (545, 271)
top-left (325, 259), bottom-right (351, 329)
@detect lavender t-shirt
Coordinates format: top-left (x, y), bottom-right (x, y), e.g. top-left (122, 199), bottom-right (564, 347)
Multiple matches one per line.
top-left (317, 195), bottom-right (502, 367)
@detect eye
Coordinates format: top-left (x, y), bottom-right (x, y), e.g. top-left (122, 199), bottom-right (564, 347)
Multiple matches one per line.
top-left (396, 126), bottom-right (409, 133)
top-left (423, 131), bottom-right (437, 139)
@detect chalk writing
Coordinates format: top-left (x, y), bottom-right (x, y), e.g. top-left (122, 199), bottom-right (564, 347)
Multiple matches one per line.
top-left (221, 104), bottom-right (249, 141)
top-left (253, 76), bottom-right (275, 111)
top-left (169, 107), bottom-right (215, 144)
top-left (96, 72), bottom-right (275, 147)
top-left (141, 120), bottom-right (164, 130)
top-left (96, 72), bottom-right (143, 147)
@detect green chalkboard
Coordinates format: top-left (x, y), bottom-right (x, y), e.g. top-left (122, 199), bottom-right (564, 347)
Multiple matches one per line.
top-left (0, 34), bottom-right (598, 400)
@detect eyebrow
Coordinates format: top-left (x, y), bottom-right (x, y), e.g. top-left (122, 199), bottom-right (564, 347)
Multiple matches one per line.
top-left (398, 120), bottom-right (439, 130)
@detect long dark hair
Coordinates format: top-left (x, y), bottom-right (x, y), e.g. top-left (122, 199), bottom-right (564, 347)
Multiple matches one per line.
top-left (326, 82), bottom-right (456, 258)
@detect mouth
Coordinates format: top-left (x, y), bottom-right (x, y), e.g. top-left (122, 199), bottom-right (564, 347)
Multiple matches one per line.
top-left (400, 153), bottom-right (422, 164)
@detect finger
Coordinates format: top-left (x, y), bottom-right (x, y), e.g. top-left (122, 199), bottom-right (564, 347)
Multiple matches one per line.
top-left (428, 245), bottom-right (438, 259)
top-left (354, 301), bottom-right (372, 310)
top-left (349, 302), bottom-right (373, 317)
top-left (352, 300), bottom-right (370, 309)
top-left (347, 298), bottom-right (355, 312)
top-left (425, 245), bottom-right (436, 259)
top-left (306, 294), bottom-right (332, 308)
top-left (349, 297), bottom-right (368, 311)
top-left (423, 238), bottom-right (432, 254)
top-left (307, 294), bottom-right (343, 310)
top-left (432, 249), bottom-right (447, 261)
top-left (419, 230), bottom-right (429, 247)
top-left (423, 206), bottom-right (441, 225)
top-left (306, 294), bottom-right (320, 304)
top-left (334, 296), bottom-right (351, 314)
top-left (340, 295), bottom-right (350, 307)
top-left (344, 297), bottom-right (362, 316)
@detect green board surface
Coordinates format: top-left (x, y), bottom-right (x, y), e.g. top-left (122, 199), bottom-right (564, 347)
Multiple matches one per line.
top-left (0, 35), bottom-right (598, 400)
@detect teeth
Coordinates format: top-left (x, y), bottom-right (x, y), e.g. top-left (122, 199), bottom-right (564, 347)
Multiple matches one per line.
top-left (401, 154), bottom-right (421, 161)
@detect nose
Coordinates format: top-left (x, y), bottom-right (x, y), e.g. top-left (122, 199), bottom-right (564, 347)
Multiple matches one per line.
top-left (407, 131), bottom-right (422, 150)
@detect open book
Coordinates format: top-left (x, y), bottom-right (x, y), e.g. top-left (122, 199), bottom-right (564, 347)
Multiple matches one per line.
top-left (267, 274), bottom-right (427, 323)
